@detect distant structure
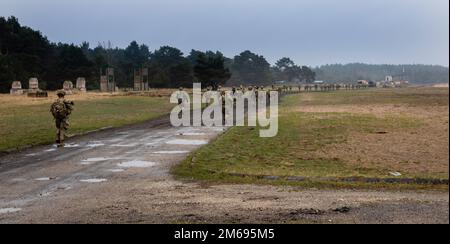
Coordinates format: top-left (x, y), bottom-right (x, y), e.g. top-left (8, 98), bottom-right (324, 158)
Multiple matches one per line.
top-left (28, 78), bottom-right (39, 92)
top-left (385, 76), bottom-right (393, 83)
top-left (63, 80), bottom-right (74, 95)
top-left (393, 80), bottom-right (409, 87)
top-left (357, 80), bottom-right (369, 85)
top-left (27, 78), bottom-right (47, 97)
top-left (377, 75), bottom-right (409, 88)
top-left (76, 77), bottom-right (87, 92)
top-left (100, 68), bottom-right (115, 92)
top-left (134, 68), bottom-right (149, 91)
top-left (10, 81), bottom-right (23, 95)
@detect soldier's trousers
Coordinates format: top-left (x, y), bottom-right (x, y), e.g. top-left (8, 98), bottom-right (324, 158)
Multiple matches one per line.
top-left (55, 118), bottom-right (69, 145)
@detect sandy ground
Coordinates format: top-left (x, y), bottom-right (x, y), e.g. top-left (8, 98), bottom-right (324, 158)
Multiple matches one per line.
top-left (0, 92), bottom-right (114, 107)
top-left (432, 83), bottom-right (449, 88)
top-left (0, 115), bottom-right (448, 224)
top-left (296, 94), bottom-right (449, 178)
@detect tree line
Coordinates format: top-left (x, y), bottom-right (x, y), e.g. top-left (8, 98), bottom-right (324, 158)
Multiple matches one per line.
top-left (1, 16), bottom-right (448, 93)
top-left (314, 63), bottom-right (449, 84)
top-left (0, 16), bottom-right (317, 93)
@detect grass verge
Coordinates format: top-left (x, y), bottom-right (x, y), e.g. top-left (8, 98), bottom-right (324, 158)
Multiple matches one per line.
top-left (0, 95), bottom-right (172, 151)
top-left (172, 88), bottom-right (448, 190)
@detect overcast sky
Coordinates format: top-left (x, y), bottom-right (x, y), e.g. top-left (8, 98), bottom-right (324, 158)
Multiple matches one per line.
top-left (1, 0), bottom-right (448, 66)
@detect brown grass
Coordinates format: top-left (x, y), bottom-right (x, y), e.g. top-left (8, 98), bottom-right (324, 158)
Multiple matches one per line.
top-left (296, 89), bottom-right (449, 179)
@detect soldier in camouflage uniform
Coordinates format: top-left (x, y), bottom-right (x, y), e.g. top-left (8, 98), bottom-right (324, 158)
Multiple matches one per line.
top-left (220, 89), bottom-right (227, 124)
top-left (50, 90), bottom-right (74, 148)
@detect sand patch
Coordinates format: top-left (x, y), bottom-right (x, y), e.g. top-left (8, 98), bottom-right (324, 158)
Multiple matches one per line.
top-left (303, 103), bottom-right (449, 177)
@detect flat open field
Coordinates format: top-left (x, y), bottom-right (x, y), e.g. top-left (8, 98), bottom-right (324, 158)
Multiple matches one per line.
top-left (0, 92), bottom-right (173, 152)
top-left (0, 87), bottom-right (448, 224)
top-left (173, 87), bottom-right (449, 188)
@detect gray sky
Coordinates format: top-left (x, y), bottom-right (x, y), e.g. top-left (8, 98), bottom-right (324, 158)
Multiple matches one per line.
top-left (1, 0), bottom-right (448, 66)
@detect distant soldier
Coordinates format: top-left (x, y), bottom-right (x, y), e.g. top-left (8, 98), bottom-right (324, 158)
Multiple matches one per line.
top-left (266, 85), bottom-right (271, 101)
top-left (236, 86), bottom-right (243, 101)
top-left (175, 86), bottom-right (189, 112)
top-left (50, 90), bottom-right (74, 148)
top-left (231, 86), bottom-right (236, 95)
top-left (177, 87), bottom-right (184, 105)
top-left (231, 86), bottom-right (237, 106)
top-left (204, 86), bottom-right (212, 105)
top-left (221, 89), bottom-right (227, 123)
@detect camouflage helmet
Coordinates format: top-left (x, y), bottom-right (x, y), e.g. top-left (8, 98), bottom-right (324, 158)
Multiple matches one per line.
top-left (56, 90), bottom-right (66, 97)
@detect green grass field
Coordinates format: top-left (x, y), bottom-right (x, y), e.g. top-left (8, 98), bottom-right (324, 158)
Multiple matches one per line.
top-left (173, 88), bottom-right (449, 189)
top-left (0, 95), bottom-right (172, 151)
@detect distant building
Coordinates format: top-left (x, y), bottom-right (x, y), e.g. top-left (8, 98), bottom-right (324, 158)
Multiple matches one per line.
top-left (378, 75), bottom-right (409, 88)
top-left (394, 80), bottom-right (409, 87)
top-left (313, 80), bottom-right (324, 84)
top-left (357, 80), bottom-right (369, 85)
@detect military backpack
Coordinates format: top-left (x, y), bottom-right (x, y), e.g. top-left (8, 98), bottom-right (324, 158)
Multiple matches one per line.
top-left (51, 100), bottom-right (69, 119)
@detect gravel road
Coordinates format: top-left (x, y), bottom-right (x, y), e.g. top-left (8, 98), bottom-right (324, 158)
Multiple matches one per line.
top-left (0, 117), bottom-right (447, 224)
